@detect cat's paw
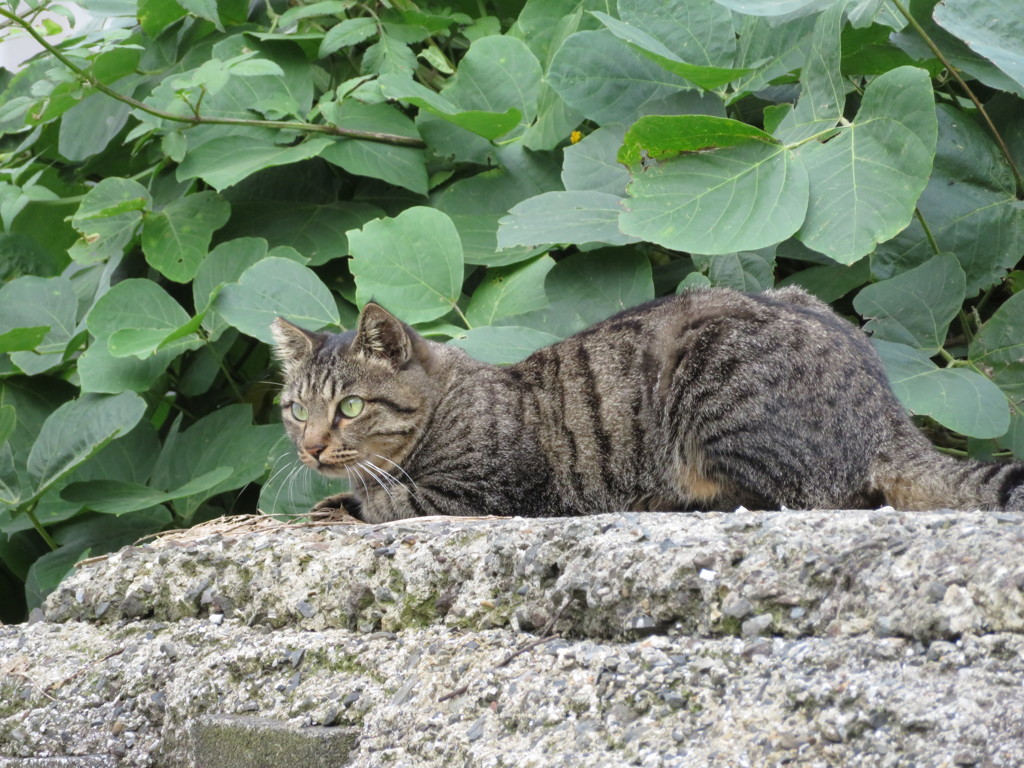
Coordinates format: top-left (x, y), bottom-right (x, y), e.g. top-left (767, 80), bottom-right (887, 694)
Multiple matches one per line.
top-left (312, 493), bottom-right (362, 520)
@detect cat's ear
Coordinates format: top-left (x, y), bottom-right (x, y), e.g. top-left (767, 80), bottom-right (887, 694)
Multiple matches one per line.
top-left (270, 317), bottom-right (319, 367)
top-left (354, 303), bottom-right (412, 367)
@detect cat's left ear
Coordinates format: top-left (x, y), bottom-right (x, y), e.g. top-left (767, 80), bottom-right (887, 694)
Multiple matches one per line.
top-left (354, 303), bottom-right (412, 367)
top-left (270, 317), bottom-right (320, 367)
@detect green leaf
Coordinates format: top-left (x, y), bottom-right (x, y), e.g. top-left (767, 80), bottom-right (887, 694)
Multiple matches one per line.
top-left (319, 17), bottom-right (378, 57)
top-left (0, 327), bottom-right (54, 354)
top-left (177, 136), bottom-right (334, 191)
top-left (618, 114), bottom-right (779, 166)
top-left (712, 0), bottom-right (830, 16)
top-left (731, 12), bottom-right (816, 95)
top-left (934, 0), bottom-right (1024, 92)
top-left (853, 253), bottom-right (965, 352)
top-left (58, 90), bottom-right (132, 162)
top-left (970, 290), bottom-right (1024, 405)
top-left (773, 2), bottom-right (844, 143)
top-left (193, 237), bottom-right (269, 338)
top-left (178, 0), bottom-right (223, 28)
top-left (87, 279), bottom-right (201, 359)
top-left (139, 0), bottom-right (186, 37)
top-left (0, 275), bottom-right (77, 369)
top-left (149, 405), bottom-right (282, 520)
top-left (0, 405), bottom-right (14, 446)
top-left (507, 249), bottom-right (655, 338)
top-left (141, 191), bottom-right (230, 283)
top-left (78, 342), bottom-right (177, 394)
top-left (549, 30), bottom-right (689, 125)
top-left (216, 256), bottom-right (341, 343)
top-left (61, 467), bottom-right (234, 516)
top-left (221, 200), bottom-right (384, 266)
top-left (27, 392), bottom-right (147, 499)
top-left (449, 326), bottom-right (561, 364)
top-left (380, 75), bottom-right (522, 140)
top-left (873, 339), bottom-right (1010, 439)
top-left (465, 256), bottom-right (554, 327)
top-left (362, 31), bottom-right (417, 76)
top-left (620, 137), bottom-right (809, 254)
top-left (440, 35), bottom-right (542, 137)
top-left (497, 191), bottom-right (639, 249)
top-left (69, 178), bottom-right (151, 265)
top-left (279, 1), bottom-right (355, 26)
top-left (695, 250), bottom-right (775, 292)
top-left (795, 66), bottom-right (938, 263)
top-left (777, 258), bottom-right (871, 303)
top-left (592, 11), bottom-right (748, 90)
top-left (872, 104), bottom-right (1024, 296)
top-left (348, 207), bottom-right (463, 324)
top-left (562, 127), bottom-right (631, 195)
top-left (618, 0), bottom-right (737, 68)
top-left (319, 101), bottom-right (427, 194)
top-left (0, 442), bottom-right (19, 507)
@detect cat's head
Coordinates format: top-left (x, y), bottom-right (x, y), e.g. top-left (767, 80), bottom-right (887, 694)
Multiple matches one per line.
top-left (270, 304), bottom-right (436, 479)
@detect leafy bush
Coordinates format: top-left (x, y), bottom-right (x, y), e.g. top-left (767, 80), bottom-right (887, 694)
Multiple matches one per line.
top-left (0, 0), bottom-right (1022, 620)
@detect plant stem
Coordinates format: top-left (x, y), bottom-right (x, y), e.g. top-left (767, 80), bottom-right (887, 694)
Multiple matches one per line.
top-left (914, 207), bottom-right (941, 256)
top-left (24, 502), bottom-right (58, 551)
top-left (892, 0), bottom-right (1024, 197)
top-left (0, 7), bottom-right (425, 148)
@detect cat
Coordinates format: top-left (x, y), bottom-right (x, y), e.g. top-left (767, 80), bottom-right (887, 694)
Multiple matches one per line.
top-left (271, 286), bottom-right (1024, 522)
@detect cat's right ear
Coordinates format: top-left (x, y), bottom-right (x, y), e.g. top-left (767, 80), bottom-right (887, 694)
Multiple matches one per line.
top-left (354, 303), bottom-right (413, 367)
top-left (270, 317), bottom-right (319, 369)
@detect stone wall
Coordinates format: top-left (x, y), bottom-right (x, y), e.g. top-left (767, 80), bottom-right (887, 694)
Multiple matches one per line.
top-left (2, 509), bottom-right (1024, 766)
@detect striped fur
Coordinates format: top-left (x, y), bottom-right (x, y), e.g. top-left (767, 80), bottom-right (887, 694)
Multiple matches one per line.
top-left (271, 288), bottom-right (1024, 522)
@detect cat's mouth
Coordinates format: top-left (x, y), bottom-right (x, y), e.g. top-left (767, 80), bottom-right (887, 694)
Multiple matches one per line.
top-left (301, 448), bottom-right (359, 475)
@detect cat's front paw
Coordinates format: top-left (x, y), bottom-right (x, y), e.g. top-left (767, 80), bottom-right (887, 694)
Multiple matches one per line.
top-left (312, 492), bottom-right (362, 520)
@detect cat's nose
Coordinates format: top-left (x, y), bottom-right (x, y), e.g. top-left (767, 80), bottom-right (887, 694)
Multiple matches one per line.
top-left (306, 443), bottom-right (326, 459)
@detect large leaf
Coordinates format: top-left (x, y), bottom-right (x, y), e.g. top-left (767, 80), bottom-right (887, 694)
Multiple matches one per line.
top-left (0, 275), bottom-right (77, 375)
top-left (561, 127), bottom-right (630, 195)
top-left (873, 339), bottom-right (1010, 439)
top-left (348, 207), bottom-right (464, 323)
top-left (193, 237), bottom-right (270, 339)
top-left (68, 178), bottom-right (151, 265)
top-left (773, 2), bottom-right (845, 143)
top-left (620, 123), bottom-right (809, 254)
top-left (216, 256), bottom-right (341, 343)
top-left (498, 191), bottom-right (639, 249)
top-left (61, 467), bottom-right (234, 516)
top-left (449, 326), bottom-right (561, 364)
top-left (506, 250), bottom-right (655, 338)
top-left (141, 191), bottom-right (230, 283)
top-left (319, 102), bottom-right (427, 195)
top-left (149, 405), bottom-right (282, 520)
top-left (872, 105), bottom-right (1024, 296)
top-left (177, 135), bottom-right (334, 191)
top-left (465, 256), bottom-right (555, 327)
top-left (970, 290), bottom-right (1024, 404)
top-left (853, 252), bottom-right (966, 353)
top-left (221, 200), bottom-right (384, 266)
top-left (87, 279), bottom-right (201, 359)
top-left (440, 35), bottom-right (542, 138)
top-left (381, 75), bottom-right (522, 141)
top-left (548, 30), bottom-right (689, 125)
top-left (933, 0), bottom-right (1024, 93)
top-left (794, 66), bottom-right (938, 263)
top-left (26, 392), bottom-right (147, 498)
top-left (58, 89), bottom-right (132, 162)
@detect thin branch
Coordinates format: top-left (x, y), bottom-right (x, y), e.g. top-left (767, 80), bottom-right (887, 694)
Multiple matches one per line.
top-left (891, 0), bottom-right (1024, 197)
top-left (0, 7), bottom-right (425, 148)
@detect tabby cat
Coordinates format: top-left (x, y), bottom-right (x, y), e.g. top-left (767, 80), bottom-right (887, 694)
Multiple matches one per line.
top-left (271, 286), bottom-right (1024, 522)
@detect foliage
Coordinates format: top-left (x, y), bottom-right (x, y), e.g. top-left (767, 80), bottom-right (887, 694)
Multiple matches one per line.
top-left (0, 0), bottom-right (1022, 620)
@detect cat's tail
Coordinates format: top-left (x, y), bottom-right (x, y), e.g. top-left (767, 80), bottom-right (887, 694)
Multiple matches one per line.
top-left (872, 423), bottom-right (1024, 511)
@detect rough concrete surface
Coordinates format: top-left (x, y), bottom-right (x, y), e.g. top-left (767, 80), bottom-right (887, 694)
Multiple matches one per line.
top-left (2, 509), bottom-right (1024, 767)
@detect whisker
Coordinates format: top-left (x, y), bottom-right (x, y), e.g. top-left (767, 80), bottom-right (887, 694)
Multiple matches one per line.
top-left (359, 460), bottom-right (397, 500)
top-left (370, 453), bottom-right (418, 488)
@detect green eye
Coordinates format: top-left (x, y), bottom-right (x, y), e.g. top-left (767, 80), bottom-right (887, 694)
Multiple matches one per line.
top-left (290, 402), bottom-right (308, 421)
top-left (339, 395), bottom-right (364, 419)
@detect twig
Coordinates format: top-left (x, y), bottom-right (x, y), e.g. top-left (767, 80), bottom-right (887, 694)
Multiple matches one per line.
top-left (0, 7), bottom-right (425, 148)
top-left (46, 648), bottom-right (126, 694)
top-left (891, 0), bottom-right (1024, 197)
